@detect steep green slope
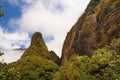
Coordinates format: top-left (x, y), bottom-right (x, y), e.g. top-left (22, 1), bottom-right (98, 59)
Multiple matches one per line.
top-left (10, 53), bottom-right (58, 80)
top-left (9, 32), bottom-right (59, 80)
top-left (22, 32), bottom-right (60, 64)
top-left (62, 0), bottom-right (120, 59)
top-left (22, 32), bottom-right (50, 59)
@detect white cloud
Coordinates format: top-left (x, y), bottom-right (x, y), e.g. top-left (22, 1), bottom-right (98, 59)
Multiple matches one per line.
top-left (9, 0), bottom-right (90, 57)
top-left (0, 27), bottom-right (29, 63)
top-left (0, 49), bottom-right (24, 63)
top-left (7, 0), bottom-right (21, 6)
top-left (0, 27), bottom-right (30, 49)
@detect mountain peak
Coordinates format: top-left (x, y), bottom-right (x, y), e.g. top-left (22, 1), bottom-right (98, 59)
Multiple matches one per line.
top-left (21, 32), bottom-right (60, 65)
top-left (31, 32), bottom-right (47, 49)
top-left (32, 32), bottom-right (42, 41)
top-left (22, 32), bottom-right (49, 58)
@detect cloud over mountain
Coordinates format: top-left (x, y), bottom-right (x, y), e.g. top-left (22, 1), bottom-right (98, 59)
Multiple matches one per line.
top-left (0, 0), bottom-right (90, 57)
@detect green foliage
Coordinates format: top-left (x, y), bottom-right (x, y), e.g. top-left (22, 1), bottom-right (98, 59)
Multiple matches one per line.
top-left (0, 52), bottom-right (20, 80)
top-left (53, 55), bottom-right (96, 80)
top-left (19, 63), bottom-right (58, 80)
top-left (53, 38), bottom-right (120, 80)
top-left (17, 38), bottom-right (119, 80)
top-left (91, 49), bottom-right (110, 66)
top-left (90, 38), bottom-right (120, 80)
top-left (0, 3), bottom-right (4, 17)
top-left (0, 63), bottom-right (20, 80)
top-left (0, 51), bottom-right (4, 63)
top-left (22, 32), bottom-right (60, 65)
top-left (10, 53), bottom-right (59, 80)
top-left (53, 57), bottom-right (80, 80)
top-left (59, 57), bottom-right (80, 80)
top-left (0, 51), bottom-right (4, 56)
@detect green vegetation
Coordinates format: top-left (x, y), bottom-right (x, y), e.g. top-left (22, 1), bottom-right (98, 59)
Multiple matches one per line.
top-left (0, 0), bottom-right (120, 80)
top-left (0, 50), bottom-right (59, 80)
top-left (8, 32), bottom-right (59, 80)
top-left (53, 38), bottom-right (120, 80)
top-left (0, 51), bottom-right (4, 56)
top-left (0, 64), bottom-right (20, 80)
top-left (0, 37), bottom-right (119, 80)
top-left (10, 55), bottom-right (59, 80)
top-left (22, 32), bottom-right (60, 65)
top-left (0, 51), bottom-right (20, 80)
top-left (0, 3), bottom-right (4, 17)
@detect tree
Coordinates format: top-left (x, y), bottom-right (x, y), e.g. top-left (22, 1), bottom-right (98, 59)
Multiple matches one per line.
top-left (53, 38), bottom-right (120, 80)
top-left (0, 3), bottom-right (4, 17)
top-left (0, 51), bottom-right (20, 80)
top-left (0, 63), bottom-right (20, 80)
top-left (90, 38), bottom-right (120, 80)
top-left (0, 51), bottom-right (4, 56)
top-left (54, 57), bottom-right (80, 80)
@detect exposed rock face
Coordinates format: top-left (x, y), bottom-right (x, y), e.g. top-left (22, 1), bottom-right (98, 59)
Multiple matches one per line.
top-left (21, 32), bottom-right (60, 65)
top-left (62, 0), bottom-right (120, 59)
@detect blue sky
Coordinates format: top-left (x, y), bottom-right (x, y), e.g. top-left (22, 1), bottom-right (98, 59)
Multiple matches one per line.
top-left (0, 1), bottom-right (29, 48)
top-left (0, 1), bottom-right (21, 32)
top-left (0, 0), bottom-right (90, 57)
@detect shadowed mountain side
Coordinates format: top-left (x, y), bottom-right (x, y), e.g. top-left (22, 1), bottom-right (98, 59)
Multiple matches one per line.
top-left (62, 0), bottom-right (120, 59)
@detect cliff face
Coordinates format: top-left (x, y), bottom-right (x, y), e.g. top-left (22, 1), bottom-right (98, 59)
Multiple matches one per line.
top-left (62, 0), bottom-right (120, 59)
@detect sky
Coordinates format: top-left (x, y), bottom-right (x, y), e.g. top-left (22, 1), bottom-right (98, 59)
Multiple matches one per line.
top-left (0, 0), bottom-right (90, 62)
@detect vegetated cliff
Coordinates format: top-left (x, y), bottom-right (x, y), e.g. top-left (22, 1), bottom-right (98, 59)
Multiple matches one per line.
top-left (9, 32), bottom-right (59, 79)
top-left (11, 32), bottom-right (60, 68)
top-left (23, 32), bottom-right (60, 64)
top-left (62, 0), bottom-right (120, 59)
